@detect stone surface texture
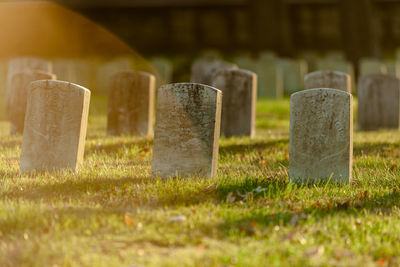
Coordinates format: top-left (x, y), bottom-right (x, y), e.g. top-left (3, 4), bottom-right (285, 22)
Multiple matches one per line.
top-left (151, 83), bottom-right (222, 178)
top-left (304, 70), bottom-right (351, 93)
top-left (289, 88), bottom-right (353, 184)
top-left (8, 71), bottom-right (56, 134)
top-left (190, 59), bottom-right (238, 86)
top-left (277, 58), bottom-right (308, 94)
top-left (211, 69), bottom-right (257, 138)
top-left (107, 71), bottom-right (155, 136)
top-left (358, 74), bottom-right (400, 130)
top-left (20, 80), bottom-right (91, 172)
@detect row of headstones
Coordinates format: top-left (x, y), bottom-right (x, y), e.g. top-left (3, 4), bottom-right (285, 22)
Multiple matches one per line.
top-left (195, 52), bottom-right (400, 98)
top-left (5, 57), bottom-right (257, 175)
top-left (6, 56), bottom-right (399, 184)
top-left (291, 70), bottom-right (400, 184)
top-left (0, 56), bottom-right (173, 95)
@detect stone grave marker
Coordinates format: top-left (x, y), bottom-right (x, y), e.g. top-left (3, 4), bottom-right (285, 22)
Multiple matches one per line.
top-left (257, 59), bottom-right (283, 99)
top-left (190, 59), bottom-right (238, 86)
top-left (304, 70), bottom-right (351, 93)
top-left (384, 60), bottom-right (400, 78)
top-left (211, 69), bottom-right (257, 138)
top-left (359, 58), bottom-right (387, 76)
top-left (53, 58), bottom-right (92, 88)
top-left (151, 83), bottom-right (222, 178)
top-left (8, 71), bottom-right (56, 134)
top-left (290, 88), bottom-right (353, 184)
top-left (96, 56), bottom-right (133, 93)
top-left (358, 74), bottom-right (400, 130)
top-left (277, 58), bottom-right (308, 94)
top-left (20, 80), bottom-right (91, 172)
top-left (6, 57), bottom-right (53, 113)
top-left (150, 57), bottom-right (173, 88)
top-left (107, 71), bottom-right (155, 136)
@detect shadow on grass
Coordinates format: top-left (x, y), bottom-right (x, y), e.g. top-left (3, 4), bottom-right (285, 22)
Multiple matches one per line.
top-left (0, 174), bottom-right (217, 208)
top-left (220, 139), bottom-right (289, 155)
top-left (85, 139), bottom-right (153, 156)
top-left (216, 177), bottom-right (400, 236)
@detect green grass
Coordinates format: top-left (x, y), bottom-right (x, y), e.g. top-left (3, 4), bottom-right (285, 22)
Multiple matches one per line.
top-left (1, 97), bottom-right (400, 266)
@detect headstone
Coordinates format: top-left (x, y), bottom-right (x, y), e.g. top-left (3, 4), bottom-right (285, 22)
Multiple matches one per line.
top-left (277, 58), bottom-right (308, 94)
top-left (20, 80), bottom-right (91, 172)
top-left (359, 58), bottom-right (387, 76)
top-left (6, 57), bottom-right (53, 113)
top-left (358, 74), bottom-right (400, 131)
top-left (151, 83), bottom-right (222, 178)
top-left (290, 88), bottom-right (353, 184)
top-left (150, 57), bottom-right (173, 88)
top-left (53, 59), bottom-right (92, 88)
top-left (96, 56), bottom-right (133, 93)
top-left (107, 71), bottom-right (155, 136)
top-left (384, 60), bottom-right (400, 78)
top-left (211, 69), bottom-right (257, 138)
top-left (190, 59), bottom-right (238, 86)
top-left (304, 71), bottom-right (351, 93)
top-left (0, 60), bottom-right (6, 94)
top-left (257, 59), bottom-right (283, 99)
top-left (8, 71), bottom-right (56, 134)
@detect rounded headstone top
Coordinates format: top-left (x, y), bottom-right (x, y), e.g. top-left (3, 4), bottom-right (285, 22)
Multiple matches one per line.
top-left (30, 80), bottom-right (91, 94)
top-left (305, 70), bottom-right (349, 79)
top-left (160, 82), bottom-right (222, 94)
top-left (291, 88), bottom-right (352, 98)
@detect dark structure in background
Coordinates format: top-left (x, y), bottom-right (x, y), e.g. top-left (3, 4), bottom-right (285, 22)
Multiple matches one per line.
top-left (60, 0), bottom-right (400, 64)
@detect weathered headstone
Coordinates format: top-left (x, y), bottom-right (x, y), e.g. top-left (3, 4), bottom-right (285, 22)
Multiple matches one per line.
top-left (290, 88), bottom-right (353, 184)
top-left (150, 57), bottom-right (173, 88)
top-left (257, 59), bottom-right (283, 99)
top-left (96, 56), bottom-right (133, 93)
top-left (277, 58), bottom-right (308, 94)
top-left (6, 57), bottom-right (53, 114)
top-left (53, 59), bottom-right (92, 88)
top-left (359, 58), bottom-right (387, 76)
top-left (107, 71), bottom-right (155, 136)
top-left (190, 59), bottom-right (238, 86)
top-left (211, 69), bottom-right (257, 138)
top-left (358, 74), bottom-right (400, 130)
top-left (20, 80), bottom-right (91, 172)
top-left (151, 83), bottom-right (222, 178)
top-left (384, 60), bottom-right (400, 78)
top-left (304, 70), bottom-right (351, 93)
top-left (8, 71), bottom-right (56, 134)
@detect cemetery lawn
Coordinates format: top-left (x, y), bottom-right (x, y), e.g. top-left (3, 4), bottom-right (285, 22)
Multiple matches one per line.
top-left (2, 96), bottom-right (400, 267)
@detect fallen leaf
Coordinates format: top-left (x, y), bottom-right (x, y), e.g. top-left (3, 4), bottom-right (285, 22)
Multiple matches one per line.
top-left (285, 153), bottom-right (289, 160)
top-left (203, 184), bottom-right (217, 192)
top-left (377, 258), bottom-right (387, 266)
top-left (140, 147), bottom-right (150, 153)
top-left (236, 153), bottom-right (245, 159)
top-left (261, 160), bottom-right (268, 167)
top-left (391, 164), bottom-right (397, 171)
top-left (124, 214), bottom-right (133, 226)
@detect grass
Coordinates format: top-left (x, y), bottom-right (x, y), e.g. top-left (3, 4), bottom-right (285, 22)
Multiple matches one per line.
top-left (1, 96), bottom-right (400, 266)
